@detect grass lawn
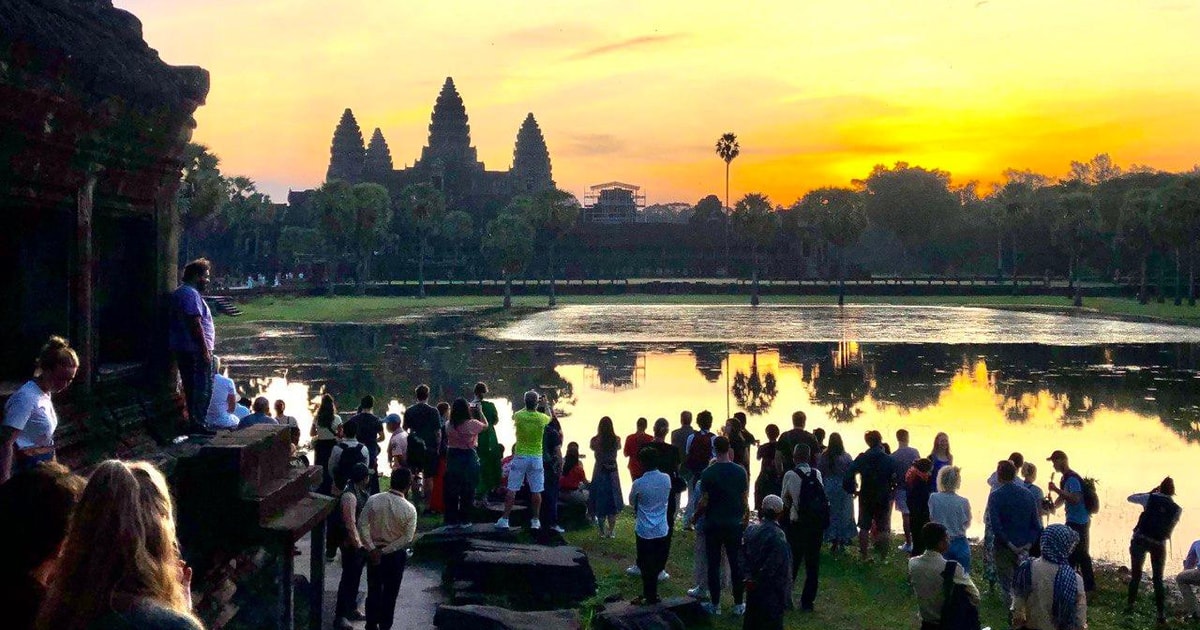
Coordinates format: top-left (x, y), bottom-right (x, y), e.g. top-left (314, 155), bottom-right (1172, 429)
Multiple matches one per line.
top-left (563, 512), bottom-right (1171, 629)
top-left (235, 293), bottom-right (1200, 327)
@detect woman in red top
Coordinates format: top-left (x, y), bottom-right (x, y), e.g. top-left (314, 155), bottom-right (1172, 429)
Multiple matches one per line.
top-left (623, 417), bottom-right (654, 480)
top-left (443, 398), bottom-right (487, 528)
top-left (560, 442), bottom-right (590, 505)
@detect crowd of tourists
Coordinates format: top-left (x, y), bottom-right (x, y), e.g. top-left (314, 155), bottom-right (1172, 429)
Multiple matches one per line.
top-left (3, 257), bottom-right (1198, 630)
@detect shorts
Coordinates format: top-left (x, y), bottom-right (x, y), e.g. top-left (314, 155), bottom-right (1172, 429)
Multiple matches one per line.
top-left (894, 489), bottom-right (910, 515)
top-left (857, 498), bottom-right (890, 532)
top-left (506, 455), bottom-right (545, 493)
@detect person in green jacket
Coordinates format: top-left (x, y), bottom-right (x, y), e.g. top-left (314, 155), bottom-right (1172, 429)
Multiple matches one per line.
top-left (473, 382), bottom-right (502, 496)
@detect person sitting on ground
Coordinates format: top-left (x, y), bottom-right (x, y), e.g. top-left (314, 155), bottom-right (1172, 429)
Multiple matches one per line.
top-left (204, 357), bottom-right (238, 431)
top-left (905, 458), bottom-right (936, 556)
top-left (329, 419), bottom-right (370, 493)
top-left (630, 448), bottom-right (672, 605)
top-left (782, 443), bottom-right (829, 612)
top-left (0, 463), bottom-right (85, 630)
top-left (273, 399), bottom-right (300, 448)
top-left (624, 417), bottom-right (654, 481)
top-left (847, 429), bottom-right (894, 561)
top-left (909, 522), bottom-right (981, 630)
top-left (689, 436), bottom-right (749, 617)
top-left (0, 336), bottom-right (79, 484)
top-left (333, 464), bottom-right (371, 630)
top-left (929, 465), bottom-right (972, 572)
top-left (1176, 535), bottom-right (1200, 622)
top-left (891, 429), bottom-right (921, 554)
top-left (495, 391), bottom-right (552, 531)
top-left (741, 495), bottom-right (792, 630)
top-left (1013, 524), bottom-right (1088, 630)
top-left (385, 414), bottom-right (406, 471)
top-left (350, 396), bottom-right (386, 495)
top-left (987, 459), bottom-right (1043, 614)
top-left (237, 397), bottom-right (278, 430)
top-left (560, 442), bottom-right (589, 505)
top-left (358, 468), bottom-right (418, 630)
top-left (234, 397), bottom-right (252, 420)
top-left (754, 424), bottom-right (784, 510)
top-left (37, 460), bottom-right (203, 630)
top-left (1126, 476), bottom-right (1182, 624)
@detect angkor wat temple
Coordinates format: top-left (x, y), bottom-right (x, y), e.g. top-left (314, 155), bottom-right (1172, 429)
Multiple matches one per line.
top-left (294, 77), bottom-right (555, 220)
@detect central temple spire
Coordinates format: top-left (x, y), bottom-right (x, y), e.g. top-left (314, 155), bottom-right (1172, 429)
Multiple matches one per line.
top-left (417, 77), bottom-right (480, 171)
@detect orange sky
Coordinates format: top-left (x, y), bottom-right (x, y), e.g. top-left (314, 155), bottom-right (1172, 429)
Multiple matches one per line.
top-left (116, 0), bottom-right (1200, 205)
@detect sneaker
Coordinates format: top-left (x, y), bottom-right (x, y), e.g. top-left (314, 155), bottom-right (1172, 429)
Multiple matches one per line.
top-left (551, 525), bottom-right (566, 534)
top-left (658, 570), bottom-right (670, 582)
top-left (494, 517), bottom-right (510, 530)
top-left (701, 602), bottom-right (720, 616)
top-left (731, 603), bottom-right (746, 617)
top-left (530, 518), bottom-right (542, 530)
top-left (898, 543), bottom-right (912, 554)
top-left (687, 586), bottom-right (706, 600)
top-left (334, 619), bottom-right (354, 630)
top-left (625, 565), bottom-right (642, 576)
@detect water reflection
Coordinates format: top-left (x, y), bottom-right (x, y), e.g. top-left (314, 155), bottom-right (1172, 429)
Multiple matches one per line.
top-left (217, 314), bottom-right (1200, 564)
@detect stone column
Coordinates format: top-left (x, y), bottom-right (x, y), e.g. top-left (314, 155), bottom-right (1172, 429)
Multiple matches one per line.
top-left (71, 169), bottom-right (98, 395)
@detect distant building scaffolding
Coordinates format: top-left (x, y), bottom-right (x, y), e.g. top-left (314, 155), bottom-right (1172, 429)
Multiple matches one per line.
top-left (582, 181), bottom-right (647, 224)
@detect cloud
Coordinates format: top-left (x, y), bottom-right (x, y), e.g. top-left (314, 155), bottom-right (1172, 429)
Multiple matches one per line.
top-left (499, 23), bottom-right (599, 47)
top-left (566, 34), bottom-right (684, 61)
top-left (560, 133), bottom-right (625, 157)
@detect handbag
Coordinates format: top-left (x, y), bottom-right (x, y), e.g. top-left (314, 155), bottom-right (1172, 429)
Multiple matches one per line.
top-left (940, 560), bottom-right (982, 630)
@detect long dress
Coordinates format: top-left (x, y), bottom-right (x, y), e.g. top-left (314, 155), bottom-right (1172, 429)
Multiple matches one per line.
top-left (819, 451), bottom-right (857, 544)
top-left (476, 399), bottom-right (502, 494)
top-left (589, 437), bottom-right (625, 518)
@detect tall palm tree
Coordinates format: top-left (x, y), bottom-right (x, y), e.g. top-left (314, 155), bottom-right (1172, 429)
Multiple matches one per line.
top-left (715, 132), bottom-right (740, 266)
top-left (400, 183), bottom-right (446, 299)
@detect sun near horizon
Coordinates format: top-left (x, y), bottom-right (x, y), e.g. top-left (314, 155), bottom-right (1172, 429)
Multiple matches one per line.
top-left (116, 0), bottom-right (1200, 205)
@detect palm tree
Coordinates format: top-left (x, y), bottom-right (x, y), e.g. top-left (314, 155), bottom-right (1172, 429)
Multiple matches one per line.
top-left (349, 183), bottom-right (392, 295)
top-left (442, 210), bottom-right (474, 280)
top-left (314, 180), bottom-right (354, 296)
top-left (715, 132), bottom-right (740, 266)
top-left (483, 212), bottom-right (535, 309)
top-left (730, 193), bottom-right (779, 306)
top-left (799, 187), bottom-right (867, 306)
top-left (1118, 188), bottom-right (1164, 305)
top-left (400, 183), bottom-right (446, 298)
top-left (523, 188), bottom-right (579, 307)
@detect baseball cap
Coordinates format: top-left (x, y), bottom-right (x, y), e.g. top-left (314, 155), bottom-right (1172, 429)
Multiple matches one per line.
top-left (384, 413), bottom-right (402, 427)
top-left (1047, 450), bottom-right (1068, 462)
top-left (761, 494), bottom-right (784, 514)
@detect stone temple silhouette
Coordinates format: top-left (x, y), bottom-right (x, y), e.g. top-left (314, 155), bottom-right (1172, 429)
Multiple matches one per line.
top-left (301, 77), bottom-right (555, 220)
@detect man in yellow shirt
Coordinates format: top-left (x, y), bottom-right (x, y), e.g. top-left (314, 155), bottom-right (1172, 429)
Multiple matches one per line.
top-left (495, 390), bottom-right (551, 530)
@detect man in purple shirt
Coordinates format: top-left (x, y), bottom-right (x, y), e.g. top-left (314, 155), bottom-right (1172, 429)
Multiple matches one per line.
top-left (170, 259), bottom-right (216, 434)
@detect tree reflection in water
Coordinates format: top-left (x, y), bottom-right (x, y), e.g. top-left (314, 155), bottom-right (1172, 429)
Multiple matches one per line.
top-left (731, 349), bottom-right (778, 415)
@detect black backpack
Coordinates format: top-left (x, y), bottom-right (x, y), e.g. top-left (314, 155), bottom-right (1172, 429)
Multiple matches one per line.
top-left (791, 468), bottom-right (830, 530)
top-left (1135, 493), bottom-right (1182, 544)
top-left (333, 441), bottom-right (367, 490)
top-left (407, 433), bottom-right (429, 471)
top-left (940, 560), bottom-right (982, 630)
top-left (1064, 471), bottom-right (1101, 515)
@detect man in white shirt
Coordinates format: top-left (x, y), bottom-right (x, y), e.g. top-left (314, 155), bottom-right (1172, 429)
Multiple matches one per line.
top-left (1177, 539), bottom-right (1200, 620)
top-left (781, 443), bottom-right (828, 612)
top-left (630, 449), bottom-right (672, 605)
top-left (384, 414), bottom-right (407, 470)
top-left (359, 468), bottom-right (418, 630)
top-left (205, 358), bottom-right (238, 430)
top-left (909, 522), bottom-right (980, 629)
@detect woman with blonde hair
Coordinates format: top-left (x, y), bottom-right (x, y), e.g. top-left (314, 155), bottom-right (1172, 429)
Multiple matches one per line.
top-left (928, 465), bottom-right (973, 572)
top-left (37, 460), bottom-right (202, 630)
top-left (0, 336), bottom-right (80, 484)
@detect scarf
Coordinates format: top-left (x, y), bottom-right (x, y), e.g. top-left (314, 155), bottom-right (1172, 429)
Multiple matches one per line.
top-left (1013, 524), bottom-right (1079, 630)
top-left (905, 466), bottom-right (930, 488)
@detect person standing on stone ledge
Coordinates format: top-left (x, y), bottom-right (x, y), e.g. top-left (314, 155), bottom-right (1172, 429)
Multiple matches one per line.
top-left (495, 391), bottom-right (551, 531)
top-left (37, 460), bottom-right (203, 630)
top-left (472, 382), bottom-right (502, 498)
top-left (349, 396), bottom-right (385, 495)
top-left (169, 258), bottom-right (216, 435)
top-left (0, 336), bottom-right (79, 485)
top-left (359, 468), bottom-right (418, 630)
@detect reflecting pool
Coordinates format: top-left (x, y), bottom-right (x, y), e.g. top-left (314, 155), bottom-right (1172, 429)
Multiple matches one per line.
top-left (218, 305), bottom-right (1200, 564)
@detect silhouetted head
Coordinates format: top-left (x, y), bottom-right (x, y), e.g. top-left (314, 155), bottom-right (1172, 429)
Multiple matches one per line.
top-left (680, 411), bottom-right (693, 426)
top-left (714, 436), bottom-right (731, 456)
top-left (765, 424), bottom-right (780, 442)
top-left (415, 384), bottom-right (430, 401)
top-left (252, 397), bottom-right (270, 414)
top-left (696, 410), bottom-right (713, 431)
top-left (183, 258), bottom-right (212, 292)
top-left (390, 467), bottom-right (413, 493)
top-left (359, 395), bottom-right (375, 411)
top-left (636, 417), bottom-right (648, 432)
top-left (997, 460), bottom-right (1017, 483)
top-left (653, 418), bottom-right (669, 439)
top-left (865, 430), bottom-right (882, 448)
top-left (922, 522), bottom-right (949, 554)
top-left (792, 411), bottom-right (806, 428)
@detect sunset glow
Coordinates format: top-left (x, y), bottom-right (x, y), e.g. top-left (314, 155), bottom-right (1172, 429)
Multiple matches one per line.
top-left (116, 0), bottom-right (1200, 204)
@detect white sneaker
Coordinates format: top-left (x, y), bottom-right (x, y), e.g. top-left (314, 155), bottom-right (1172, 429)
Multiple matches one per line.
top-left (687, 586), bottom-right (706, 600)
top-left (658, 570), bottom-right (670, 582)
top-left (494, 517), bottom-right (510, 530)
top-left (530, 518), bottom-right (542, 530)
top-left (701, 602), bottom-right (720, 615)
top-left (731, 603), bottom-right (746, 616)
top-left (625, 565), bottom-right (642, 576)
top-left (898, 543), bottom-right (912, 553)
top-left (551, 525), bottom-right (566, 534)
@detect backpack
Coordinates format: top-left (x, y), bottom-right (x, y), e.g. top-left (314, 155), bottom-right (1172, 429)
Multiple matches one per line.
top-left (333, 441), bottom-right (367, 490)
top-left (790, 468), bottom-right (830, 530)
top-left (407, 433), bottom-right (429, 471)
top-left (1064, 471), bottom-right (1100, 515)
top-left (1135, 493), bottom-right (1181, 544)
top-left (940, 560), bottom-right (982, 630)
top-left (685, 432), bottom-right (714, 475)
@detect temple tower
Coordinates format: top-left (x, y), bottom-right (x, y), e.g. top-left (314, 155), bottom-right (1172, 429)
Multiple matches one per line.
top-left (415, 77), bottom-right (482, 172)
top-left (363, 127), bottom-right (394, 182)
top-left (326, 108), bottom-right (365, 183)
top-left (510, 113), bottom-right (554, 194)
